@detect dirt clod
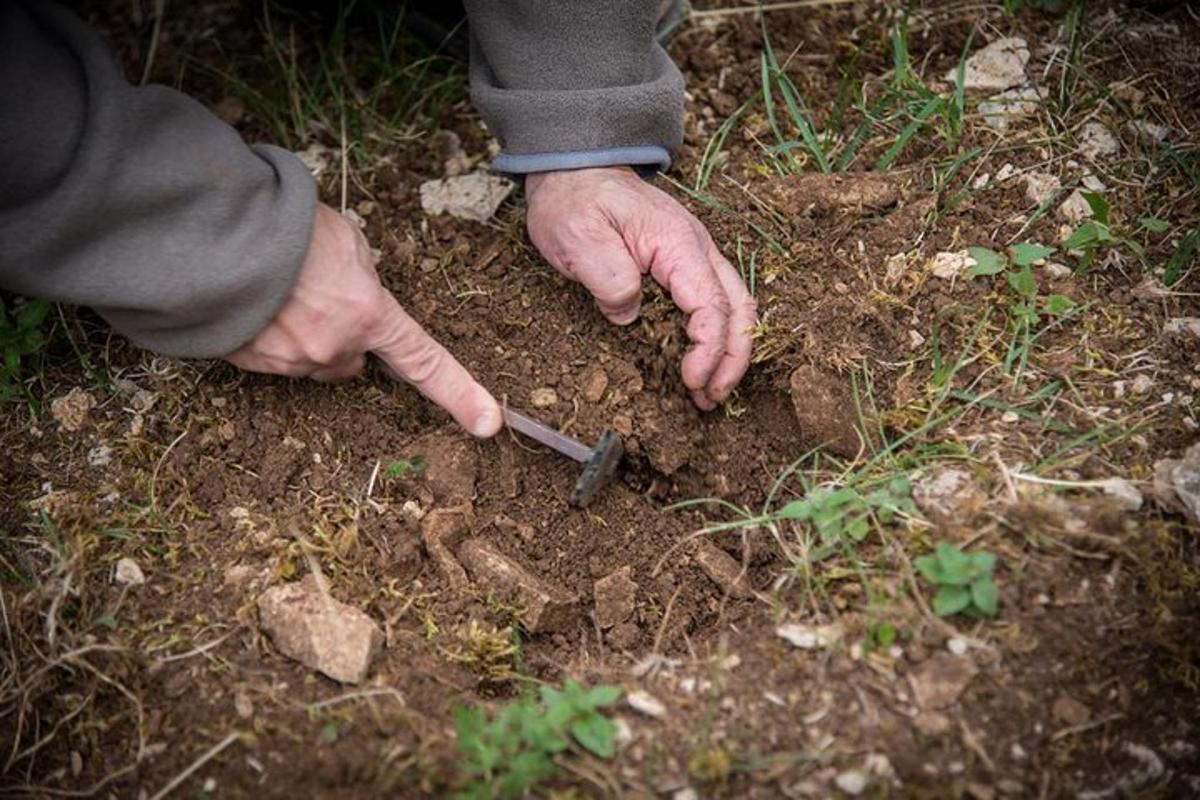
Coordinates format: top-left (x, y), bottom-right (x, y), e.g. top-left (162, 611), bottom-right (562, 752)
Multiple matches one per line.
top-left (692, 539), bottom-right (750, 598)
top-left (409, 430), bottom-right (477, 504)
top-left (256, 574), bottom-right (383, 684)
top-left (457, 538), bottom-right (579, 633)
top-left (1052, 693), bottom-right (1092, 726)
top-left (789, 365), bottom-right (864, 458)
top-left (908, 653), bottom-right (978, 710)
top-left (49, 387), bottom-right (94, 432)
top-left (421, 504), bottom-right (475, 589)
top-left (593, 566), bottom-right (638, 628)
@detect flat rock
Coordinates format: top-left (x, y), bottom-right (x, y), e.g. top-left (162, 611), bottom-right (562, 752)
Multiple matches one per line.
top-left (407, 431), bottom-right (477, 504)
top-left (458, 539), bottom-right (579, 633)
top-left (422, 504), bottom-right (475, 589)
top-left (257, 575), bottom-right (383, 684)
top-left (927, 250), bottom-right (975, 280)
top-left (950, 37), bottom-right (1029, 90)
top-left (692, 540), bottom-right (750, 598)
top-left (979, 87), bottom-right (1041, 131)
top-left (1077, 121), bottom-right (1119, 161)
top-left (593, 566), bottom-right (638, 628)
top-left (419, 171), bottom-right (514, 223)
top-left (908, 652), bottom-right (977, 709)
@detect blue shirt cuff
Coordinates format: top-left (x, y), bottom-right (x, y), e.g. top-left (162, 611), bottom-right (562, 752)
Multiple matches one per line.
top-left (490, 146), bottom-right (671, 175)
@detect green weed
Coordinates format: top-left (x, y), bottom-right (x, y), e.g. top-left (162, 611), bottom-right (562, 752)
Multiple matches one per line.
top-left (383, 455), bottom-right (427, 480)
top-left (453, 680), bottom-right (622, 800)
top-left (0, 298), bottom-right (51, 404)
top-left (915, 541), bottom-right (999, 618)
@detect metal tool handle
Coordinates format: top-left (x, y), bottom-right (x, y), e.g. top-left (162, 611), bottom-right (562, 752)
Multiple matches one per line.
top-left (502, 407), bottom-right (593, 463)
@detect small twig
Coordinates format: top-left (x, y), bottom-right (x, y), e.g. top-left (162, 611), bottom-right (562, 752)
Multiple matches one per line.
top-left (1050, 712), bottom-right (1125, 742)
top-left (307, 687), bottom-right (405, 711)
top-left (139, 0), bottom-right (166, 86)
top-left (652, 586), bottom-right (684, 655)
top-left (148, 732), bottom-right (240, 800)
top-left (157, 631), bottom-right (235, 663)
top-left (150, 428), bottom-right (189, 514)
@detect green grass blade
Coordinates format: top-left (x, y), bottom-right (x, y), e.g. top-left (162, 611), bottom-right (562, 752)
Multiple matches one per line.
top-left (876, 95), bottom-right (944, 170)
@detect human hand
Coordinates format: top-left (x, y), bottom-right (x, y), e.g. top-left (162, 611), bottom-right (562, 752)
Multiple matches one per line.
top-left (524, 167), bottom-right (756, 410)
top-left (226, 203), bottom-right (502, 437)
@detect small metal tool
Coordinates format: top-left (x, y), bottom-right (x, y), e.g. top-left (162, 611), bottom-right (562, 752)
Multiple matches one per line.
top-left (502, 407), bottom-right (624, 507)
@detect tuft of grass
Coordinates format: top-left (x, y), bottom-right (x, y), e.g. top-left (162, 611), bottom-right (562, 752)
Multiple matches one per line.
top-left (0, 298), bottom-right (51, 406)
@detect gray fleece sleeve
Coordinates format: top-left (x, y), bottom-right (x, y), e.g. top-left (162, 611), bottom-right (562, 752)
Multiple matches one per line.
top-left (0, 1), bottom-right (316, 358)
top-left (462, 0), bottom-right (685, 174)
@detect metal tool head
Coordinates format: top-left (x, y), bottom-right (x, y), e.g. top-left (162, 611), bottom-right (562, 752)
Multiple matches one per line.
top-left (568, 429), bottom-right (624, 507)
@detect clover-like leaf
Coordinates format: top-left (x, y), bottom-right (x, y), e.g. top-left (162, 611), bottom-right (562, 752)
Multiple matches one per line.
top-left (933, 584), bottom-right (972, 616)
top-left (571, 714), bottom-right (617, 759)
top-left (1010, 242), bottom-right (1054, 266)
top-left (971, 578), bottom-right (999, 616)
top-left (966, 246), bottom-right (1006, 278)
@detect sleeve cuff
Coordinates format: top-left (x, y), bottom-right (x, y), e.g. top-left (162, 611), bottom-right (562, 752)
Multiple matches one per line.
top-left (491, 146), bottom-right (671, 175)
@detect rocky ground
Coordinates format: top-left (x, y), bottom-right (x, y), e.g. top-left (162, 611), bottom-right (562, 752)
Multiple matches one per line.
top-left (2, 1), bottom-right (1199, 798)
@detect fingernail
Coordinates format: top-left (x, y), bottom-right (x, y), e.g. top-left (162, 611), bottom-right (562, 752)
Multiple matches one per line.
top-left (471, 407), bottom-right (502, 438)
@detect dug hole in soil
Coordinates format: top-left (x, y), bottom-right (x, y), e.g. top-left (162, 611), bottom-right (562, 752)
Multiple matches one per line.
top-left (3, 1), bottom-right (1200, 798)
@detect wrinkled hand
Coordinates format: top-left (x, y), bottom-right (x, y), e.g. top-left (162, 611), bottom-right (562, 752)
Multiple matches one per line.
top-left (227, 203), bottom-right (502, 438)
top-left (525, 167), bottom-right (756, 410)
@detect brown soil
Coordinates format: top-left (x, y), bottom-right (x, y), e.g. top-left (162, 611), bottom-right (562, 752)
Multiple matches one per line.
top-left (3, 1), bottom-right (1199, 798)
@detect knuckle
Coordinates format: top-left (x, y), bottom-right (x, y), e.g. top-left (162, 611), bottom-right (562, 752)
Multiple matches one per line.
top-left (401, 339), bottom-right (448, 387)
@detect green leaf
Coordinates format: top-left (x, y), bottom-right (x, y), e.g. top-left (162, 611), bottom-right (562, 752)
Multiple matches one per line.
top-left (1082, 191), bottom-right (1110, 225)
top-left (971, 578), bottom-right (999, 616)
top-left (966, 247), bottom-right (1006, 278)
top-left (776, 499), bottom-right (812, 520)
top-left (1063, 222), bottom-right (1112, 251)
top-left (1042, 294), bottom-right (1075, 315)
top-left (1139, 216), bottom-right (1169, 233)
top-left (1006, 264), bottom-right (1038, 300)
top-left (321, 720), bottom-right (339, 743)
top-left (874, 623), bottom-right (896, 650)
top-left (914, 554), bottom-right (944, 584)
top-left (1009, 242), bottom-right (1054, 266)
top-left (934, 541), bottom-right (971, 583)
top-left (582, 685), bottom-right (622, 709)
top-left (969, 551), bottom-right (997, 576)
top-left (16, 300), bottom-right (50, 331)
top-left (571, 714), bottom-right (617, 759)
top-left (97, 614), bottom-right (118, 630)
top-left (846, 517), bottom-right (870, 541)
top-left (932, 584), bottom-right (972, 616)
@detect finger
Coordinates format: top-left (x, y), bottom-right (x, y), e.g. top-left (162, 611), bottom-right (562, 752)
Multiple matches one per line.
top-left (225, 348), bottom-right (312, 378)
top-left (644, 225), bottom-right (731, 397)
top-left (310, 353), bottom-right (367, 383)
top-left (367, 291), bottom-right (502, 438)
top-left (562, 228), bottom-right (645, 325)
top-left (701, 239), bottom-right (758, 403)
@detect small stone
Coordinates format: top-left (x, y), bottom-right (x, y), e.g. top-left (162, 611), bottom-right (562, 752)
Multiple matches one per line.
top-left (530, 387), bottom-right (559, 408)
top-left (293, 143), bottom-right (334, 178)
top-left (1165, 318), bottom-right (1200, 338)
top-left (1011, 742), bottom-right (1028, 760)
top-left (971, 172), bottom-right (991, 190)
top-left (87, 445), bottom-right (113, 467)
top-left (1043, 262), bottom-right (1073, 279)
top-left (458, 539), bottom-right (579, 633)
top-left (909, 652), bottom-right (977, 709)
top-left (626, 690), bottom-right (666, 718)
top-left (419, 172), bottom-right (514, 223)
top-left (234, 691), bottom-right (254, 719)
top-left (912, 468), bottom-right (983, 520)
top-left (1052, 693), bottom-right (1091, 726)
top-left (114, 557), bottom-right (145, 586)
top-left (1099, 477), bottom-right (1143, 511)
top-left (257, 575), bottom-right (383, 684)
top-left (672, 789), bottom-right (698, 800)
top-left (883, 253), bottom-right (909, 286)
top-left (1078, 122), bottom-right (1119, 161)
top-left (70, 750), bottom-right (82, 777)
top-left (50, 388), bottom-right (94, 432)
top-left (421, 505), bottom-right (474, 589)
top-left (775, 622), bottom-right (842, 650)
top-left (913, 710), bottom-right (952, 736)
top-left (946, 637), bottom-right (968, 656)
top-left (995, 163), bottom-right (1017, 182)
top-left (1158, 446), bottom-right (1200, 522)
top-left (1023, 171), bottom-right (1060, 206)
top-left (908, 329), bottom-right (926, 349)
top-left (612, 415), bottom-right (634, 437)
top-left (950, 37), bottom-right (1029, 90)
top-left (1131, 374), bottom-right (1154, 394)
top-left (692, 540), bottom-right (750, 598)
top-left (834, 769), bottom-right (868, 795)
top-left (1080, 173), bottom-right (1107, 192)
top-left (927, 250), bottom-right (975, 280)
top-left (582, 367), bottom-right (610, 403)
top-left (979, 87), bottom-right (1041, 131)
top-left (1058, 189), bottom-right (1095, 223)
top-left (593, 566), bottom-right (638, 628)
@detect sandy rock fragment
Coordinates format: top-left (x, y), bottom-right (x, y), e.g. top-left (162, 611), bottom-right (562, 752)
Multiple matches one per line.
top-left (1023, 171), bottom-right (1060, 206)
top-left (593, 566), bottom-right (638, 628)
top-left (421, 505), bottom-right (475, 589)
top-left (582, 366), bottom-right (610, 403)
top-left (927, 250), bottom-right (975, 280)
top-left (1153, 442), bottom-right (1200, 522)
top-left (1130, 374), bottom-right (1154, 395)
top-left (1165, 318), bottom-right (1200, 338)
top-left (1052, 693), bottom-right (1091, 726)
top-left (1043, 262), bottom-right (1072, 279)
top-left (1077, 122), bottom-right (1119, 161)
top-left (407, 431), bottom-right (477, 504)
top-left (776, 622), bottom-right (842, 650)
top-left (766, 172), bottom-right (901, 216)
top-left (908, 652), bottom-right (977, 709)
top-left (530, 387), bottom-right (558, 408)
top-left (257, 575), bottom-right (383, 684)
top-left (834, 770), bottom-right (868, 796)
top-left (114, 557), bottom-right (145, 586)
top-left (626, 689), bottom-right (667, 718)
top-left (294, 143), bottom-right (334, 179)
top-left (419, 171), bottom-right (514, 223)
top-left (1058, 189), bottom-right (1095, 223)
top-left (950, 37), bottom-right (1029, 90)
top-left (913, 468), bottom-right (984, 522)
top-left (50, 388), bottom-right (95, 432)
top-left (692, 540), bottom-right (750, 598)
top-left (979, 87), bottom-right (1041, 131)
top-left (883, 253), bottom-right (909, 286)
top-left (458, 539), bottom-right (579, 633)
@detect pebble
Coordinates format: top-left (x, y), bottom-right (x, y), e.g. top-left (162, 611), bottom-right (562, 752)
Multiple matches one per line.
top-left (87, 445), bottom-right (113, 467)
top-left (114, 557), bottom-right (145, 586)
top-left (909, 652), bottom-right (977, 709)
top-left (1078, 121), bottom-right (1120, 160)
top-left (626, 690), bottom-right (667, 718)
top-left (419, 172), bottom-right (514, 223)
top-left (950, 37), bottom-right (1029, 90)
top-left (946, 637), bottom-right (969, 656)
top-left (834, 769), bottom-right (868, 796)
top-left (530, 387), bottom-right (558, 408)
top-left (1058, 189), bottom-right (1094, 223)
top-left (1023, 171), bottom-right (1060, 205)
top-left (458, 538), bottom-right (579, 633)
top-left (1131, 374), bottom-right (1154, 394)
top-left (979, 87), bottom-right (1041, 131)
top-left (927, 250), bottom-right (975, 280)
top-left (1165, 318), bottom-right (1200, 338)
top-left (775, 622), bottom-right (842, 649)
top-left (49, 387), bottom-right (94, 432)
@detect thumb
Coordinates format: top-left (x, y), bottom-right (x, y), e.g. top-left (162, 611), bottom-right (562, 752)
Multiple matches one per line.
top-left (368, 291), bottom-right (502, 438)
